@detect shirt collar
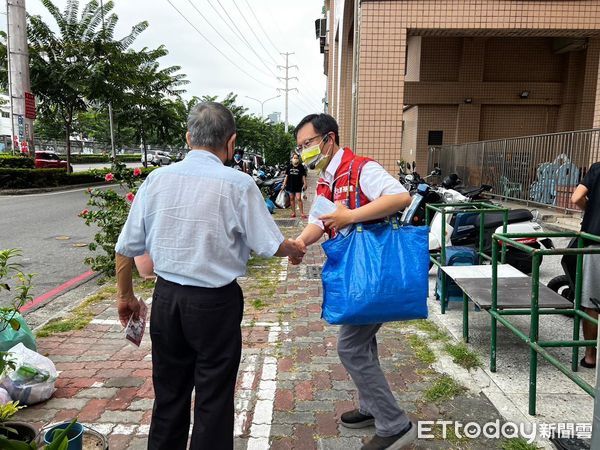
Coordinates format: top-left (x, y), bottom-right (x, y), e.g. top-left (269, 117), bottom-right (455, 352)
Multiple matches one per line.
top-left (185, 149), bottom-right (223, 165)
top-left (323, 148), bottom-right (345, 180)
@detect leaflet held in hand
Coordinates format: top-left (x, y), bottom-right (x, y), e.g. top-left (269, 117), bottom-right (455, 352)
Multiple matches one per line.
top-left (125, 298), bottom-right (148, 347)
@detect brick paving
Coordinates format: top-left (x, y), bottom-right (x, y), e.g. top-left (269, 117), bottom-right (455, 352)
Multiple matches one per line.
top-left (14, 190), bottom-right (508, 449)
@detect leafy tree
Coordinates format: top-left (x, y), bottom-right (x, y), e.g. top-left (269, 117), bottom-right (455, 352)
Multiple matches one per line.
top-left (201, 93), bottom-right (295, 164)
top-left (26, 0), bottom-right (150, 172)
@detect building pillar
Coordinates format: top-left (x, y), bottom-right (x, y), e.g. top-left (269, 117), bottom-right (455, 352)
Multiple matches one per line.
top-left (455, 38), bottom-right (485, 143)
top-left (355, 1), bottom-right (406, 172)
top-left (581, 38), bottom-right (600, 129)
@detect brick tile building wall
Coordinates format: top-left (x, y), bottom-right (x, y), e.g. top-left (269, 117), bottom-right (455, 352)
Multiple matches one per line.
top-left (325, 0), bottom-right (600, 172)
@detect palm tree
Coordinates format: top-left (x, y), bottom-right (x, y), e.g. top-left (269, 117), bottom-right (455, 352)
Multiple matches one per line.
top-left (27, 0), bottom-right (149, 172)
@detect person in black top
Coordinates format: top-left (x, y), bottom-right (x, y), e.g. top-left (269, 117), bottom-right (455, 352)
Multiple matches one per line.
top-left (231, 149), bottom-right (248, 173)
top-left (283, 153), bottom-right (307, 219)
top-left (572, 162), bottom-right (600, 368)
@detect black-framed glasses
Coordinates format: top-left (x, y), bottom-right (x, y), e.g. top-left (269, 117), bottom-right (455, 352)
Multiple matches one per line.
top-left (295, 134), bottom-right (324, 152)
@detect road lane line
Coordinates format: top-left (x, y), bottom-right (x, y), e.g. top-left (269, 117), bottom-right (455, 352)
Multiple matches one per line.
top-left (21, 270), bottom-right (96, 313)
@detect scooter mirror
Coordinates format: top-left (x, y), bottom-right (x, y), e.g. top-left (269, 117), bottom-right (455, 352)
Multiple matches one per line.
top-left (406, 162), bottom-right (412, 171)
top-left (396, 160), bottom-right (401, 166)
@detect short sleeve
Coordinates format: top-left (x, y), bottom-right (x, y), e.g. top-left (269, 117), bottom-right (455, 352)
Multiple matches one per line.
top-left (582, 163), bottom-right (600, 190)
top-left (115, 180), bottom-right (149, 257)
top-left (359, 162), bottom-right (408, 201)
top-left (239, 181), bottom-right (285, 256)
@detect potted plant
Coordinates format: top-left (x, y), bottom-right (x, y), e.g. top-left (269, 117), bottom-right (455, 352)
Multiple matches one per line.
top-left (0, 401), bottom-right (37, 443)
top-left (0, 418), bottom-right (78, 449)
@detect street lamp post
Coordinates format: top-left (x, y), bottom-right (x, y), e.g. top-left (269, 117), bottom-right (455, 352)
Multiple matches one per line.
top-left (246, 95), bottom-right (281, 118)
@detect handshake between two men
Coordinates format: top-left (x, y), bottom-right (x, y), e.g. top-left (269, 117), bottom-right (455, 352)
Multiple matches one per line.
top-left (275, 238), bottom-right (307, 263)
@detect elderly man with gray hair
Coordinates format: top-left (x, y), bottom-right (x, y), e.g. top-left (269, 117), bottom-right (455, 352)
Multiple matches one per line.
top-left (115, 102), bottom-right (305, 449)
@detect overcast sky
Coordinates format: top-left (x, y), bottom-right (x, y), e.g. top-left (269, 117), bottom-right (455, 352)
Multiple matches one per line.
top-left (5, 0), bottom-right (327, 126)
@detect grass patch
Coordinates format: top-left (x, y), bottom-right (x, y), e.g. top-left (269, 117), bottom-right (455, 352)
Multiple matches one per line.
top-left (407, 334), bottom-right (436, 365)
top-left (251, 299), bottom-right (267, 309)
top-left (36, 284), bottom-right (116, 337)
top-left (502, 438), bottom-right (540, 450)
top-left (412, 320), bottom-right (449, 342)
top-left (444, 342), bottom-right (481, 370)
top-left (424, 374), bottom-right (466, 403)
top-left (247, 254), bottom-right (280, 304)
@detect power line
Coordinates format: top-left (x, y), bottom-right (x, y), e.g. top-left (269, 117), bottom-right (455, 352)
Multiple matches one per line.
top-left (230, 0), bottom-right (278, 67)
top-left (163, 0), bottom-right (272, 89)
top-left (213, 0), bottom-right (278, 78)
top-left (184, 0), bottom-right (274, 80)
top-left (242, 0), bottom-right (281, 56)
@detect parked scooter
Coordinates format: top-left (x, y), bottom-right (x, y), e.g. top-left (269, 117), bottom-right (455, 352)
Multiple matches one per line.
top-left (546, 239), bottom-right (588, 305)
top-left (427, 183), bottom-right (554, 274)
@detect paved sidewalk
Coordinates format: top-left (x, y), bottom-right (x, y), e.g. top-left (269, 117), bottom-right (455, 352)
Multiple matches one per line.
top-left (15, 191), bottom-right (518, 449)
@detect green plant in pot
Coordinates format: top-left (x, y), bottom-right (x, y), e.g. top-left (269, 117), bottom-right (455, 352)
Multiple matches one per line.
top-left (0, 418), bottom-right (79, 449)
top-left (0, 401), bottom-right (36, 443)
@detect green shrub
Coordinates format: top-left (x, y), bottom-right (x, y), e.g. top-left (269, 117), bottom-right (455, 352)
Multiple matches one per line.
top-left (0, 166), bottom-right (155, 190)
top-left (81, 162), bottom-right (148, 276)
top-left (69, 154), bottom-right (143, 164)
top-left (0, 155), bottom-right (34, 169)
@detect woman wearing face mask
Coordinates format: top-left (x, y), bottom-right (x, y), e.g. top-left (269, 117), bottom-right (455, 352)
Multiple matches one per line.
top-left (231, 149), bottom-right (248, 173)
top-left (282, 153), bottom-right (308, 219)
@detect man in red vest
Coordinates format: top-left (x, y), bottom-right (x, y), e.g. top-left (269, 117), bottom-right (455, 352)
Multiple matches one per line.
top-left (292, 114), bottom-right (415, 450)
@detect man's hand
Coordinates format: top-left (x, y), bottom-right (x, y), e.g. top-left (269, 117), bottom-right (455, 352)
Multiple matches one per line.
top-left (118, 293), bottom-right (141, 327)
top-left (288, 238), bottom-right (306, 265)
top-left (275, 238), bottom-right (306, 259)
top-left (319, 203), bottom-right (355, 230)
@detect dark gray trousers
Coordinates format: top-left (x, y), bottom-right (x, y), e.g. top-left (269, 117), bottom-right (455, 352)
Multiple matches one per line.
top-left (338, 323), bottom-right (410, 437)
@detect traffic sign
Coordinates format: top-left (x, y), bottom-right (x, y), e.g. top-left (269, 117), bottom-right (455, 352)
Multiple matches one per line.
top-left (25, 92), bottom-right (36, 119)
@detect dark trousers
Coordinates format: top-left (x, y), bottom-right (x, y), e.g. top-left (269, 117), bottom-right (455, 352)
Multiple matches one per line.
top-left (148, 277), bottom-right (244, 450)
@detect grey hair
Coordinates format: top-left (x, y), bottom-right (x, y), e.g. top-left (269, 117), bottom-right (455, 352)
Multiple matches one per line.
top-left (187, 102), bottom-right (236, 150)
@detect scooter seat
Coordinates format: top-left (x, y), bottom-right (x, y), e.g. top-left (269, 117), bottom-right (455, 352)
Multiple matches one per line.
top-left (483, 209), bottom-right (533, 229)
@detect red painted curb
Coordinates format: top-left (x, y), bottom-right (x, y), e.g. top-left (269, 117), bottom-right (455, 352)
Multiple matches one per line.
top-left (21, 270), bottom-right (96, 313)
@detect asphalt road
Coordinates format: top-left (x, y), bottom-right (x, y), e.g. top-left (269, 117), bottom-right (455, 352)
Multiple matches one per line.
top-left (0, 187), bottom-right (108, 307)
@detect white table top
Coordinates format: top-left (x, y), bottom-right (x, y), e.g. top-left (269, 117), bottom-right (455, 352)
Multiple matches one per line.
top-left (440, 264), bottom-right (528, 279)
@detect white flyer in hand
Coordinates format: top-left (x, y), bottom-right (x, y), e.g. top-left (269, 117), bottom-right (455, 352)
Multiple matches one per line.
top-left (310, 195), bottom-right (337, 218)
top-left (310, 195), bottom-right (350, 237)
top-left (125, 298), bottom-right (148, 347)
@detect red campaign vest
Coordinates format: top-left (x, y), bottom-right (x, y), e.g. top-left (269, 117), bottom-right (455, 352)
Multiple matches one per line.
top-left (316, 148), bottom-right (374, 237)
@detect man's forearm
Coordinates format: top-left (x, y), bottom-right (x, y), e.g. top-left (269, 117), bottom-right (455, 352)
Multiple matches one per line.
top-left (351, 193), bottom-right (410, 223)
top-left (116, 253), bottom-right (134, 299)
top-left (297, 223), bottom-right (325, 247)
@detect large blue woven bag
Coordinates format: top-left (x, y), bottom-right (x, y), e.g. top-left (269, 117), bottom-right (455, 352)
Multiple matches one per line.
top-left (321, 222), bottom-right (429, 325)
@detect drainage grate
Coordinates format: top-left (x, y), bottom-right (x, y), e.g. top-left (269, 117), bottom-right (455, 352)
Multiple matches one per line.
top-left (274, 218), bottom-right (299, 227)
top-left (305, 265), bottom-right (322, 280)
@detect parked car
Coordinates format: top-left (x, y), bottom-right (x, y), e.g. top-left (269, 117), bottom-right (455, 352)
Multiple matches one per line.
top-left (34, 151), bottom-right (71, 170)
top-left (141, 150), bottom-right (172, 167)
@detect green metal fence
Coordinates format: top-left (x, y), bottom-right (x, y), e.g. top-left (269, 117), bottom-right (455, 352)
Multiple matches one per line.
top-left (491, 231), bottom-right (600, 415)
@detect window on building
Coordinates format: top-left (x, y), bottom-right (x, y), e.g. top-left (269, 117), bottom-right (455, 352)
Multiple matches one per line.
top-left (428, 130), bottom-right (444, 146)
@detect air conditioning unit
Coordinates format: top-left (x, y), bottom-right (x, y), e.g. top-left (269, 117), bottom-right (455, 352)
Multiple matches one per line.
top-left (314, 18), bottom-right (327, 39)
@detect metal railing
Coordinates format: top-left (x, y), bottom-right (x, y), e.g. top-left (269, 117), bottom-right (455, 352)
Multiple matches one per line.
top-left (428, 129), bottom-right (600, 213)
